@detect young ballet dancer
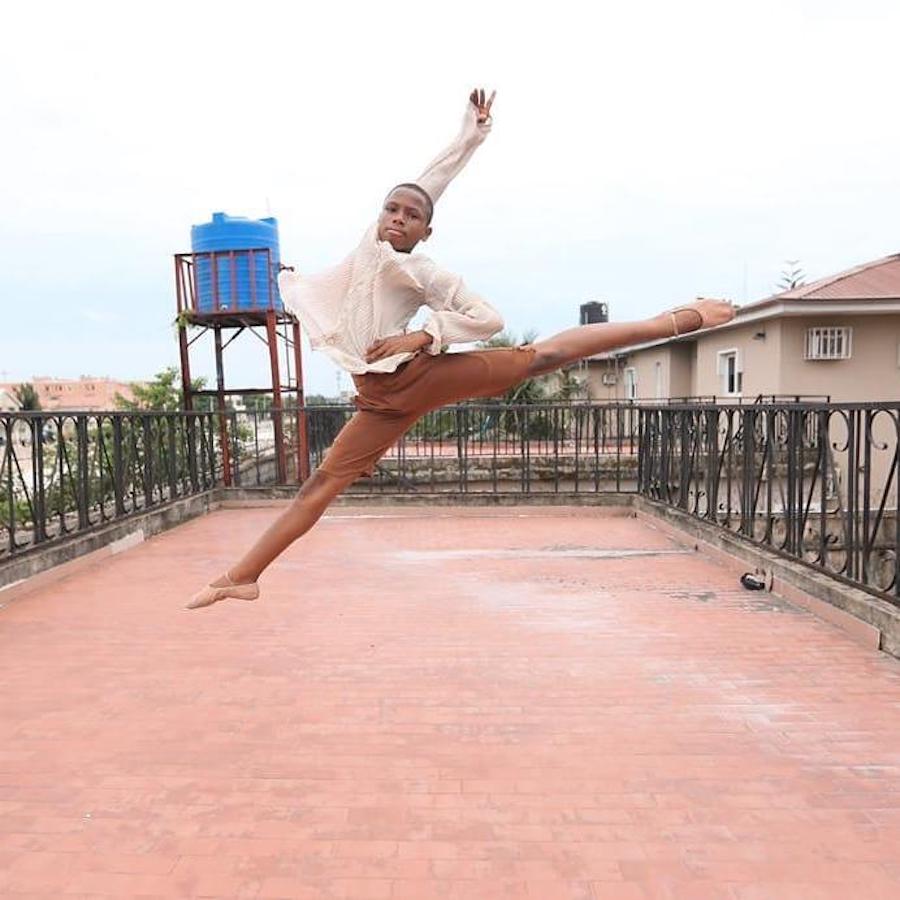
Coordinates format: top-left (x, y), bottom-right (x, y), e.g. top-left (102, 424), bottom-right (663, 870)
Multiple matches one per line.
top-left (187, 87), bottom-right (735, 609)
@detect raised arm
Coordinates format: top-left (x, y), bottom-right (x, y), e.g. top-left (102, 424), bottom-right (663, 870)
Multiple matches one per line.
top-left (413, 88), bottom-right (496, 204)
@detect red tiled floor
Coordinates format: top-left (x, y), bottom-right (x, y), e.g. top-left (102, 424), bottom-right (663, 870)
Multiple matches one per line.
top-left (1, 504), bottom-right (899, 899)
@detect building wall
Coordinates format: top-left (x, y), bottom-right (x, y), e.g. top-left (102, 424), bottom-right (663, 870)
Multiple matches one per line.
top-left (589, 313), bottom-right (899, 403)
top-left (669, 343), bottom-right (694, 398)
top-left (0, 377), bottom-right (138, 412)
top-left (692, 320), bottom-right (783, 399)
top-left (587, 322), bottom-right (784, 402)
top-left (584, 360), bottom-right (624, 401)
top-left (586, 344), bottom-right (697, 402)
top-left (0, 389), bottom-right (19, 412)
top-left (629, 348), bottom-right (669, 400)
top-left (585, 350), bottom-right (665, 400)
top-left (778, 315), bottom-right (900, 402)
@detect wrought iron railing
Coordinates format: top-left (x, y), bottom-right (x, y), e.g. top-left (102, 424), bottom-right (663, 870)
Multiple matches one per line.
top-left (1, 402), bottom-right (640, 562)
top-left (5, 400), bottom-right (897, 612)
top-left (638, 403), bottom-right (900, 606)
top-left (230, 402), bottom-right (641, 495)
top-left (1, 410), bottom-right (220, 561)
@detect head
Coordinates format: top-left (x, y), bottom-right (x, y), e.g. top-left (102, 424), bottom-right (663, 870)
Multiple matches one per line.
top-left (377, 183), bottom-right (433, 252)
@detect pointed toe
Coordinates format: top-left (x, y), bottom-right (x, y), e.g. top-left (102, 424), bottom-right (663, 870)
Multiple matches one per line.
top-left (185, 577), bottom-right (260, 610)
top-left (185, 586), bottom-right (223, 610)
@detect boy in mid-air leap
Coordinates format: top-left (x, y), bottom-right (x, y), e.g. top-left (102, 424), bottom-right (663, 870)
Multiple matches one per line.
top-left (188, 88), bottom-right (734, 608)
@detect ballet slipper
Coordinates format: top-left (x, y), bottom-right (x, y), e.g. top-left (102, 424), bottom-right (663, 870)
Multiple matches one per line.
top-left (185, 569), bottom-right (259, 610)
top-left (669, 298), bottom-right (736, 336)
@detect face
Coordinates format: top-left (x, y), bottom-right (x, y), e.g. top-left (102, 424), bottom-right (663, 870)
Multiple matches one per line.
top-left (377, 187), bottom-right (432, 252)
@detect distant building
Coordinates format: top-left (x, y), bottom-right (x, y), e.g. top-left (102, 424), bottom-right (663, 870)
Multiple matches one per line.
top-left (0, 376), bottom-right (140, 412)
top-left (0, 387), bottom-right (19, 412)
top-left (586, 253), bottom-right (900, 403)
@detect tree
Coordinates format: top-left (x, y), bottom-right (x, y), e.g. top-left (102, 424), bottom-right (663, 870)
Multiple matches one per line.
top-left (13, 383), bottom-right (41, 410)
top-left (778, 259), bottom-right (805, 292)
top-left (477, 329), bottom-right (546, 404)
top-left (114, 366), bottom-right (209, 412)
top-left (240, 393), bottom-right (273, 415)
top-left (553, 366), bottom-right (586, 401)
top-left (476, 329), bottom-right (584, 402)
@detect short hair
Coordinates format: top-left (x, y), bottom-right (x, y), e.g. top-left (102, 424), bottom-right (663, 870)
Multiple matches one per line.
top-left (385, 183), bottom-right (434, 224)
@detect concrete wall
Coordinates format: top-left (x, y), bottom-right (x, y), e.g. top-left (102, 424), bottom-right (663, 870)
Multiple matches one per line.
top-left (669, 343), bottom-right (694, 397)
top-left (628, 348), bottom-right (668, 400)
top-left (692, 320), bottom-right (783, 399)
top-left (584, 360), bottom-right (625, 401)
top-left (778, 315), bottom-right (900, 402)
top-left (586, 344), bottom-right (695, 401)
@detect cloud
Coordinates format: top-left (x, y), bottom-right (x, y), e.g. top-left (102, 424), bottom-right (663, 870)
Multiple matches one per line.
top-left (2, 0), bottom-right (899, 395)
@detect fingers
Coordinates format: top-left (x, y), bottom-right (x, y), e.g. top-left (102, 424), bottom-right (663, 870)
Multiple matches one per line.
top-left (366, 338), bottom-right (401, 363)
top-left (469, 87), bottom-right (496, 123)
top-left (365, 340), bottom-right (384, 363)
top-left (366, 335), bottom-right (413, 363)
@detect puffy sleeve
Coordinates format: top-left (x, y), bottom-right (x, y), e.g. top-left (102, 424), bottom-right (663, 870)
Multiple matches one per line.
top-left (413, 100), bottom-right (492, 205)
top-left (416, 262), bottom-right (504, 354)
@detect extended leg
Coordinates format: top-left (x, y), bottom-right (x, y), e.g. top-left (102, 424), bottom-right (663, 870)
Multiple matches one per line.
top-left (526, 299), bottom-right (733, 377)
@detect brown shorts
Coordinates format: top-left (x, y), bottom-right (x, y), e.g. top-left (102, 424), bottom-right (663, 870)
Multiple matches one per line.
top-left (316, 346), bottom-right (537, 481)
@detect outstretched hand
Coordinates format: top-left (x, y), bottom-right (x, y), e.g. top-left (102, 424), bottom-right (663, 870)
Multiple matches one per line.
top-left (469, 87), bottom-right (496, 124)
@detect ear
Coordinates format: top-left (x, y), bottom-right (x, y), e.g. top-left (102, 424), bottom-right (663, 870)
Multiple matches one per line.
top-left (422, 225), bottom-right (433, 242)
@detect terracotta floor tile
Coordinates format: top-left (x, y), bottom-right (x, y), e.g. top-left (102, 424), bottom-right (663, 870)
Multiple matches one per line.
top-left (1, 505), bottom-right (899, 899)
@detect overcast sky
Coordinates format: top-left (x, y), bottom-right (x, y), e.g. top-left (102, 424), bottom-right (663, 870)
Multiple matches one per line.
top-left (2, 0), bottom-right (898, 396)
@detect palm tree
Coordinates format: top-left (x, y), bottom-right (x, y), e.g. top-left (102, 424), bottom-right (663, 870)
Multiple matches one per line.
top-left (477, 329), bottom-right (585, 402)
top-left (13, 383), bottom-right (41, 411)
top-left (552, 366), bottom-right (586, 401)
top-left (477, 329), bottom-right (545, 404)
top-left (779, 260), bottom-right (805, 292)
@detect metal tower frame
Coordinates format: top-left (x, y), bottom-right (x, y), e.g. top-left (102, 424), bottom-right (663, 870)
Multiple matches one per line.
top-left (174, 249), bottom-right (310, 486)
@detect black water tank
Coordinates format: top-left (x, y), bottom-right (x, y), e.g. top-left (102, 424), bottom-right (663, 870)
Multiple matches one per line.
top-left (580, 301), bottom-right (609, 325)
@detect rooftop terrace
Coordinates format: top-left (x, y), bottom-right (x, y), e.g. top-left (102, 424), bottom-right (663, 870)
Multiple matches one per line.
top-left (2, 505), bottom-right (899, 898)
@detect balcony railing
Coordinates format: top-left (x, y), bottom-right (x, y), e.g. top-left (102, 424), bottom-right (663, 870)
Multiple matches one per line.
top-left (230, 402), bottom-right (641, 495)
top-left (3, 399), bottom-right (897, 609)
top-left (1, 410), bottom-right (220, 561)
top-left (637, 402), bottom-right (899, 607)
top-left (0, 403), bottom-right (639, 562)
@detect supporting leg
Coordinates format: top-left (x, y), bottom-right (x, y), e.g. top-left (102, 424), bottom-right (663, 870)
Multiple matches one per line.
top-left (205, 405), bottom-right (417, 591)
top-left (210, 468), bottom-right (357, 587)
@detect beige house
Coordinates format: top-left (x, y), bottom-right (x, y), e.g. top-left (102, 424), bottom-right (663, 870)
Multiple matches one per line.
top-left (586, 253), bottom-right (900, 403)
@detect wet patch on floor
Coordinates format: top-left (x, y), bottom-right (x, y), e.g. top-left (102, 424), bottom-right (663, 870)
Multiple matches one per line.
top-left (394, 548), bottom-right (691, 562)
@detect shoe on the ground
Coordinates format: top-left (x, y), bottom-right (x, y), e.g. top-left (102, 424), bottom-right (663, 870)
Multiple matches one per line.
top-left (186, 570), bottom-right (259, 610)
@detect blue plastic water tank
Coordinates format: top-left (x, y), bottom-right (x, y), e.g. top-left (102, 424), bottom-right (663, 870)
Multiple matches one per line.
top-left (191, 212), bottom-right (282, 312)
